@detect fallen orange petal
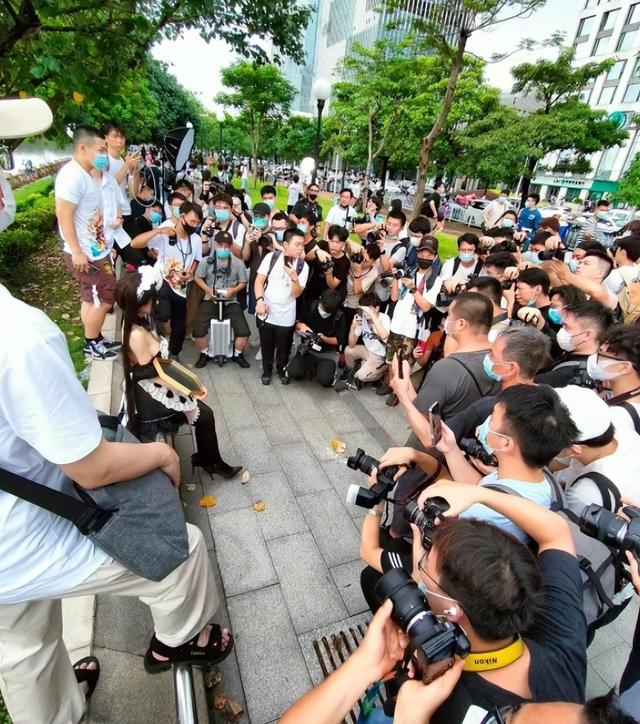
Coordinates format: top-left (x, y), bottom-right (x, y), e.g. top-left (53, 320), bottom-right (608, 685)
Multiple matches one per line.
top-left (199, 495), bottom-right (217, 507)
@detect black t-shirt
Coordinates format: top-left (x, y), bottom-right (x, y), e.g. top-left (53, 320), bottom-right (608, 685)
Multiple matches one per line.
top-left (122, 214), bottom-right (152, 239)
top-left (292, 197), bottom-right (323, 222)
top-left (429, 549), bottom-right (587, 724)
top-left (305, 243), bottom-right (350, 301)
top-left (446, 394), bottom-right (497, 443)
top-left (534, 353), bottom-right (590, 388)
top-left (421, 192), bottom-right (441, 218)
top-left (299, 299), bottom-right (346, 351)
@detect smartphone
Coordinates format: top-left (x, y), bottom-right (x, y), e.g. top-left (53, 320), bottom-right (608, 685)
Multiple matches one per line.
top-left (284, 256), bottom-right (293, 268)
top-left (428, 402), bottom-right (442, 445)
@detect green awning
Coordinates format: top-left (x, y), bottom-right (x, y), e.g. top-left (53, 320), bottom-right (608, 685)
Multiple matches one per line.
top-left (590, 180), bottom-right (619, 193)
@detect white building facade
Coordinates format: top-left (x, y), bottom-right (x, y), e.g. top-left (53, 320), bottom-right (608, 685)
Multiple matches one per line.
top-left (535, 0), bottom-right (640, 200)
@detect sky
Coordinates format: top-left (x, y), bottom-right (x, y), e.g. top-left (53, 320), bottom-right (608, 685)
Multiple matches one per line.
top-left (152, 0), bottom-right (581, 112)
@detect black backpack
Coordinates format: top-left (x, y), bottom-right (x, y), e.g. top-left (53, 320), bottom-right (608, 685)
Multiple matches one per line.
top-left (451, 256), bottom-right (483, 278)
top-left (264, 250), bottom-right (305, 290)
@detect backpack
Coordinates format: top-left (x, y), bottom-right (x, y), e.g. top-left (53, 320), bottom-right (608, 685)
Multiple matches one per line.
top-left (451, 256), bottom-right (483, 278)
top-left (549, 357), bottom-right (597, 389)
top-left (616, 266), bottom-right (640, 325)
top-left (609, 400), bottom-right (640, 434)
top-left (491, 471), bottom-right (633, 641)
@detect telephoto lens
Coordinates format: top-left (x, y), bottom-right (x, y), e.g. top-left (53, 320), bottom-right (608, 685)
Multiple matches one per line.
top-left (347, 448), bottom-right (380, 476)
top-left (345, 448), bottom-right (399, 509)
top-left (579, 504), bottom-right (640, 556)
top-left (375, 568), bottom-right (470, 683)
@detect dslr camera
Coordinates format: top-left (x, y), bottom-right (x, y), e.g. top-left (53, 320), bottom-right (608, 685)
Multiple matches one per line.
top-left (345, 448), bottom-right (399, 508)
top-left (404, 496), bottom-right (451, 550)
top-left (459, 437), bottom-right (498, 468)
top-left (366, 230), bottom-right (385, 245)
top-left (379, 269), bottom-right (405, 289)
top-left (298, 330), bottom-right (323, 356)
top-left (579, 504), bottom-right (640, 559)
top-left (350, 250), bottom-right (365, 265)
top-left (436, 282), bottom-right (466, 308)
top-left (316, 256), bottom-right (334, 273)
top-left (375, 567), bottom-right (470, 683)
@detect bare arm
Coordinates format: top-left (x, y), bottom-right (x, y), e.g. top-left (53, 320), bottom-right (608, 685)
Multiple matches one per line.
top-left (360, 507), bottom-right (385, 572)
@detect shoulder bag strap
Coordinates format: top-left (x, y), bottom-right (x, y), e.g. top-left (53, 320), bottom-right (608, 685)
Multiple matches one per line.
top-left (572, 471), bottom-right (622, 511)
top-left (448, 356), bottom-right (483, 396)
top-left (263, 250), bottom-right (281, 291)
top-left (618, 401), bottom-right (640, 435)
top-left (0, 467), bottom-right (111, 534)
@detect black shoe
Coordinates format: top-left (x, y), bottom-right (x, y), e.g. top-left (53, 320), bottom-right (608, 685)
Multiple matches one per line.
top-left (233, 352), bottom-right (250, 369)
top-left (261, 373), bottom-right (272, 385)
top-left (194, 353), bottom-right (209, 369)
top-left (278, 371), bottom-right (290, 385)
top-left (376, 383), bottom-right (392, 396)
top-left (191, 454), bottom-right (242, 479)
top-left (385, 392), bottom-right (399, 407)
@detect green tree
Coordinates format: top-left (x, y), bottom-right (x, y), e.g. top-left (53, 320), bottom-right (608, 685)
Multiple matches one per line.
top-left (216, 61), bottom-right (295, 178)
top-left (262, 115), bottom-right (316, 163)
top-left (612, 154), bottom-right (640, 208)
top-left (0, 0), bottom-right (310, 119)
top-left (390, 0), bottom-right (548, 216)
top-left (326, 39), bottom-right (418, 206)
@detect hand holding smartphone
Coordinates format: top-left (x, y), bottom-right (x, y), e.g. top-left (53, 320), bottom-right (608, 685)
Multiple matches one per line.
top-left (428, 402), bottom-right (442, 445)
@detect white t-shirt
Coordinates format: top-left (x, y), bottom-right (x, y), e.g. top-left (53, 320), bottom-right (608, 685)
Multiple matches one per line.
top-left (257, 251), bottom-right (309, 327)
top-left (148, 221), bottom-right (203, 298)
top-left (100, 172), bottom-right (131, 247)
top-left (107, 154), bottom-right (131, 216)
top-left (222, 219), bottom-right (246, 250)
top-left (354, 313), bottom-right (391, 358)
top-left (55, 159), bottom-right (111, 260)
top-left (440, 255), bottom-right (481, 282)
top-left (556, 425), bottom-right (640, 513)
top-left (287, 182), bottom-right (302, 207)
top-left (325, 203), bottom-right (357, 229)
top-left (0, 285), bottom-right (108, 604)
top-left (604, 265), bottom-right (640, 295)
top-left (382, 238), bottom-right (408, 266)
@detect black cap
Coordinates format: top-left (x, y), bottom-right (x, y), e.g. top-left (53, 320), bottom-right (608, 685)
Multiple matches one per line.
top-left (418, 235), bottom-right (439, 253)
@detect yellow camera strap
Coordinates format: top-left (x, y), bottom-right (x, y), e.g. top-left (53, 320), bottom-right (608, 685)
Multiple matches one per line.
top-left (462, 637), bottom-right (525, 672)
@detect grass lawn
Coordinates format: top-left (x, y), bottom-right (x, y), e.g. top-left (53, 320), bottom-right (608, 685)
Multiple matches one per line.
top-left (12, 176), bottom-right (54, 206)
top-left (234, 180), bottom-right (458, 260)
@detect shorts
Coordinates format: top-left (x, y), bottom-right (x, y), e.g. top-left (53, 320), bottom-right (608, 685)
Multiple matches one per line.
top-left (193, 299), bottom-right (251, 339)
top-left (63, 253), bottom-right (117, 306)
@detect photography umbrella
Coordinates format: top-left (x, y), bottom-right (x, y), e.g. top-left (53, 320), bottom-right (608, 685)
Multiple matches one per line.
top-left (163, 126), bottom-right (195, 172)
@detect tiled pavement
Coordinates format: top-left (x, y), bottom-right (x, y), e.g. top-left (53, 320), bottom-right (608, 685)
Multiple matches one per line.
top-left (84, 339), bottom-right (639, 722)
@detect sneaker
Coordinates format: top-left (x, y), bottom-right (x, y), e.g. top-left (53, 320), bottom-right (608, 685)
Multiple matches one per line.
top-left (86, 340), bottom-right (117, 360)
top-left (278, 371), bottom-right (290, 386)
top-left (385, 392), bottom-right (399, 407)
top-left (261, 373), bottom-right (272, 385)
top-left (100, 337), bottom-right (121, 351)
top-left (233, 352), bottom-right (250, 369)
top-left (194, 353), bottom-right (209, 369)
top-left (376, 383), bottom-right (392, 396)
top-left (338, 353), bottom-right (346, 369)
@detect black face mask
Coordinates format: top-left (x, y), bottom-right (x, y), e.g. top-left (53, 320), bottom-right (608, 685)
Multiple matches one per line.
top-left (182, 221), bottom-right (197, 235)
top-left (417, 258), bottom-right (433, 270)
top-left (308, 194), bottom-right (318, 201)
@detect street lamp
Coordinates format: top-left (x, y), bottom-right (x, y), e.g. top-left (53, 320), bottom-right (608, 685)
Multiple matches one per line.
top-left (311, 78), bottom-right (331, 184)
top-left (216, 109), bottom-right (224, 158)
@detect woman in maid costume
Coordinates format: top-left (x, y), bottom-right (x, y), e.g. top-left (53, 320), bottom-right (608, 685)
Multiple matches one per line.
top-left (116, 267), bottom-right (242, 479)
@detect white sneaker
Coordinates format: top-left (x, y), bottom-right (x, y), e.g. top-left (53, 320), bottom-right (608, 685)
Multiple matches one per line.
top-left (87, 340), bottom-right (117, 360)
top-left (255, 349), bottom-right (262, 361)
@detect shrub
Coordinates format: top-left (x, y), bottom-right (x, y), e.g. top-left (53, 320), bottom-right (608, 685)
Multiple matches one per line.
top-left (0, 228), bottom-right (39, 278)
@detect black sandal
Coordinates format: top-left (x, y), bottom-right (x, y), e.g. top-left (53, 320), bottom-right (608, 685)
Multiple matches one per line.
top-left (143, 624), bottom-right (234, 674)
top-left (73, 655), bottom-right (100, 699)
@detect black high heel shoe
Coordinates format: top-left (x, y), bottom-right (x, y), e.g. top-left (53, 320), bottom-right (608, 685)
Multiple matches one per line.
top-left (191, 453), bottom-right (242, 480)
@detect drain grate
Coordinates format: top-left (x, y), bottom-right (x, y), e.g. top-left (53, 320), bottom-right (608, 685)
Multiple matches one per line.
top-left (307, 618), bottom-right (386, 723)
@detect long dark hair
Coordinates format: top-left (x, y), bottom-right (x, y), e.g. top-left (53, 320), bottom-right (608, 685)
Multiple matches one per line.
top-left (116, 271), bottom-right (157, 435)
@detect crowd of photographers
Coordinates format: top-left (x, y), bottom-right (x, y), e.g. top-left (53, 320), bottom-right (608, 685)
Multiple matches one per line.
top-left (3, 117), bottom-right (640, 722)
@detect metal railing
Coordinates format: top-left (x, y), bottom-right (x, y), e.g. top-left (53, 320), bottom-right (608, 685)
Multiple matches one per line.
top-left (174, 664), bottom-right (198, 723)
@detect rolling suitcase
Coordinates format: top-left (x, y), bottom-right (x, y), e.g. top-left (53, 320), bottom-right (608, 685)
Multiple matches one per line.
top-left (208, 300), bottom-right (233, 366)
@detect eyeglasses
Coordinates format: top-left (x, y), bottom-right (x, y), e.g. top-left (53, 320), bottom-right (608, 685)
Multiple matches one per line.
top-left (596, 349), bottom-right (626, 364)
top-left (418, 552), bottom-right (457, 603)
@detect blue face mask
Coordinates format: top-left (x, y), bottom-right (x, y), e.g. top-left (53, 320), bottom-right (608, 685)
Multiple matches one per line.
top-left (459, 251), bottom-right (475, 263)
top-left (548, 307), bottom-right (563, 325)
top-left (297, 223), bottom-right (308, 234)
top-left (482, 354), bottom-right (502, 382)
top-left (149, 211), bottom-right (162, 226)
top-left (275, 229), bottom-right (285, 242)
top-left (216, 247), bottom-right (231, 260)
top-left (215, 208), bottom-right (230, 223)
top-left (477, 416), bottom-right (495, 455)
top-left (265, 199), bottom-right (276, 208)
top-left (172, 207), bottom-right (181, 219)
top-left (523, 250), bottom-right (541, 265)
top-left (92, 153), bottom-right (109, 172)
top-left (254, 217), bottom-right (269, 230)
top-left (502, 219), bottom-right (514, 228)
top-left (568, 258), bottom-right (579, 273)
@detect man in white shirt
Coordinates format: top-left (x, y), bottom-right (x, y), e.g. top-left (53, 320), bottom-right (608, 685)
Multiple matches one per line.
top-left (254, 228), bottom-right (309, 385)
top-left (0, 285), bottom-right (231, 723)
top-left (287, 174), bottom-right (303, 214)
top-left (439, 232), bottom-right (483, 285)
top-left (344, 291), bottom-right (391, 385)
top-left (131, 201), bottom-right (203, 359)
top-left (55, 125), bottom-right (121, 361)
top-left (604, 236), bottom-right (640, 297)
top-left (324, 188), bottom-right (357, 238)
top-left (480, 189), bottom-right (510, 230)
top-left (102, 121), bottom-right (141, 223)
top-left (554, 385), bottom-right (640, 514)
top-left (211, 192), bottom-right (246, 259)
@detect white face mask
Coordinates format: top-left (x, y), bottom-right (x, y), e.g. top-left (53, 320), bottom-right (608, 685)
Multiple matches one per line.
top-left (586, 354), bottom-right (626, 381)
top-left (409, 236), bottom-right (421, 247)
top-left (317, 305), bottom-right (332, 319)
top-left (556, 327), bottom-right (584, 352)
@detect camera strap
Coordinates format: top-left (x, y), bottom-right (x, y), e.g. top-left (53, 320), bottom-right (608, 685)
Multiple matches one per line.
top-left (462, 636), bottom-right (525, 672)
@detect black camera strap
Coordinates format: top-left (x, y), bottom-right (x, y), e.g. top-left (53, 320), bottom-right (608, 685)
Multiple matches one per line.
top-left (448, 356), bottom-right (483, 396)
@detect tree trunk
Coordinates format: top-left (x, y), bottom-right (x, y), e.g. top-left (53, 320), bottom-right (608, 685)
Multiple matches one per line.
top-left (519, 156), bottom-right (537, 208)
top-left (412, 31), bottom-right (469, 219)
top-left (361, 113), bottom-right (374, 212)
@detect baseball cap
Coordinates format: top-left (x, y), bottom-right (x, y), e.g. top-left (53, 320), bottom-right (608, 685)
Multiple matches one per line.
top-left (253, 202), bottom-right (271, 216)
top-left (554, 385), bottom-right (612, 442)
top-left (418, 235), bottom-right (439, 253)
top-left (215, 230), bottom-right (233, 245)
